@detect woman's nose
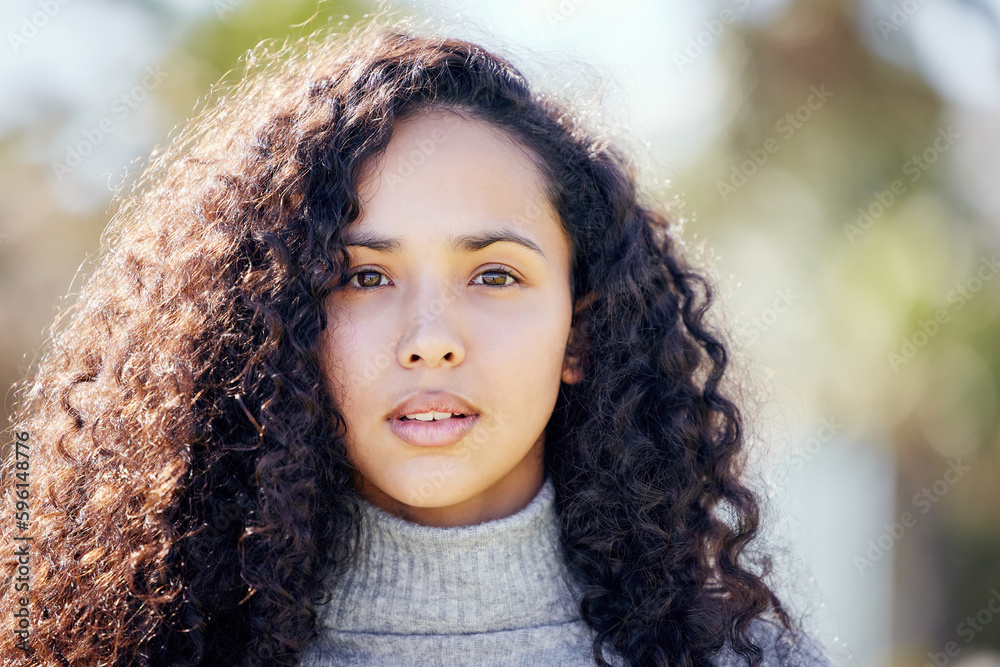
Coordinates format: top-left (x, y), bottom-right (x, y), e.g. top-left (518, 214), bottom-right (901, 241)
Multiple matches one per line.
top-left (395, 279), bottom-right (466, 368)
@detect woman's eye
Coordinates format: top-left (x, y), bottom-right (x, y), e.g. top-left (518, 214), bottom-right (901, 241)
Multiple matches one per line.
top-left (348, 269), bottom-right (390, 289)
top-left (474, 267), bottom-right (519, 289)
top-left (347, 267), bottom-right (518, 290)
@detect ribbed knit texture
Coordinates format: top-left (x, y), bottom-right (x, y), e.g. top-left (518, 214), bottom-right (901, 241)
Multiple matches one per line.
top-left (299, 473), bottom-right (838, 667)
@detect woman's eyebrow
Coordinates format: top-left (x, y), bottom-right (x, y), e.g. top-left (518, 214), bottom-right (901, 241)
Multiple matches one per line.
top-left (343, 227), bottom-right (547, 259)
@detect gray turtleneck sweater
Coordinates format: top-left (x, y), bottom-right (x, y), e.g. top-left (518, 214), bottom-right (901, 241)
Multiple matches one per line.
top-left (300, 474), bottom-right (838, 667)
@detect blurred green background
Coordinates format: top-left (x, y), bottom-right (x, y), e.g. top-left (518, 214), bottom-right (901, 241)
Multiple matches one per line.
top-left (3, 0), bottom-right (999, 665)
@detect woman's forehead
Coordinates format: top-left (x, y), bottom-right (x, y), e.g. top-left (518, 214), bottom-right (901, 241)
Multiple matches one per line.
top-left (353, 113), bottom-right (560, 238)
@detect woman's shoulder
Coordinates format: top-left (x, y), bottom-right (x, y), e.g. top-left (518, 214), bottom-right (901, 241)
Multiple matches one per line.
top-left (709, 618), bottom-right (840, 667)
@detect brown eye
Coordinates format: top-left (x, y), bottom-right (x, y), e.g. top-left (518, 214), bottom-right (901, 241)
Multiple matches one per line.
top-left (349, 269), bottom-right (389, 289)
top-left (474, 267), bottom-right (519, 290)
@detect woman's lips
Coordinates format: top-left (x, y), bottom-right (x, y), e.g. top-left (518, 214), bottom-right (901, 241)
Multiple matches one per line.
top-left (387, 414), bottom-right (479, 447)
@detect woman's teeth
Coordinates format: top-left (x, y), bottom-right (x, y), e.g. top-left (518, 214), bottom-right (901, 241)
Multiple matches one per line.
top-left (400, 411), bottom-right (466, 421)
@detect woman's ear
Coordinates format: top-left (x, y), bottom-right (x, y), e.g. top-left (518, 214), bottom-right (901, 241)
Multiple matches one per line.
top-left (562, 290), bottom-right (597, 385)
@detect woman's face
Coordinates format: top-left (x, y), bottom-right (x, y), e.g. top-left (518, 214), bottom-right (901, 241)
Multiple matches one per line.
top-left (320, 109), bottom-right (579, 527)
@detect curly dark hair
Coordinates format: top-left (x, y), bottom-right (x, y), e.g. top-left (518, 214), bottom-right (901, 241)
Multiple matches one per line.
top-left (0, 14), bottom-right (808, 667)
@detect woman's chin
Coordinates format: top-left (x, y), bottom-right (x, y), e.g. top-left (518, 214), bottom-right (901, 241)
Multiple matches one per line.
top-left (364, 466), bottom-right (478, 510)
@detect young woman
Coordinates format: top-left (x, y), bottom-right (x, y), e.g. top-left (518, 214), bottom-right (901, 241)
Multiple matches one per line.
top-left (0, 15), bottom-right (838, 667)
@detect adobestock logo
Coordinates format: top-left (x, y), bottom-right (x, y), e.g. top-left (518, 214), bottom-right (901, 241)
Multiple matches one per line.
top-left (50, 65), bottom-right (168, 182)
top-left (853, 458), bottom-right (969, 575)
top-left (8, 0), bottom-right (72, 54)
top-left (844, 125), bottom-right (959, 244)
top-left (877, 0), bottom-right (931, 41)
top-left (214, 0), bottom-right (247, 20)
top-left (735, 287), bottom-right (799, 344)
top-left (716, 84), bottom-right (833, 201)
top-left (545, 0), bottom-right (588, 26)
top-left (923, 587), bottom-right (1000, 667)
top-left (672, 0), bottom-right (750, 73)
top-left (887, 254), bottom-right (999, 373)
top-left (788, 417), bottom-right (842, 473)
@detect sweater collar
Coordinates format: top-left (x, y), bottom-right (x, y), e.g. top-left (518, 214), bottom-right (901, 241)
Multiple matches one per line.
top-left (318, 474), bottom-right (586, 634)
